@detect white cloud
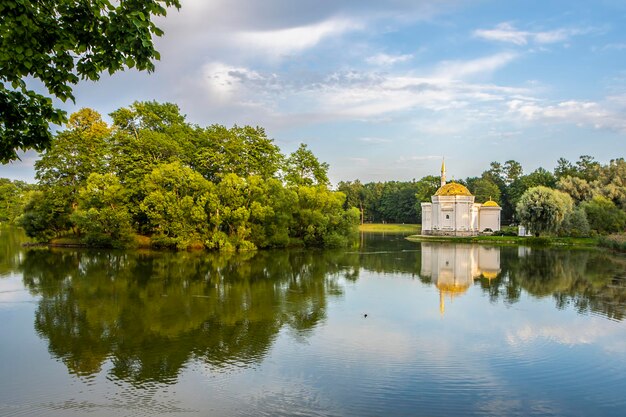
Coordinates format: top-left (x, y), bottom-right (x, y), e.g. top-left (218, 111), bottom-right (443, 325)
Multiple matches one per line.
top-left (188, 51), bottom-right (528, 132)
top-left (601, 43), bottom-right (626, 51)
top-left (508, 98), bottom-right (626, 132)
top-left (435, 52), bottom-right (518, 79)
top-left (397, 155), bottom-right (441, 163)
top-left (506, 320), bottom-right (626, 351)
top-left (474, 22), bottom-right (588, 46)
top-left (358, 137), bottom-right (392, 143)
top-left (366, 53), bottom-right (413, 66)
top-left (235, 18), bottom-right (363, 59)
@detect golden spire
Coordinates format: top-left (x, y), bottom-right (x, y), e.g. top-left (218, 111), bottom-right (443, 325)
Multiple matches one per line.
top-left (441, 157), bottom-right (446, 187)
top-left (439, 290), bottom-right (445, 315)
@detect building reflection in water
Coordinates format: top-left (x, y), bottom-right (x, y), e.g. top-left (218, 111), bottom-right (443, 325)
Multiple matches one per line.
top-left (420, 243), bottom-right (501, 314)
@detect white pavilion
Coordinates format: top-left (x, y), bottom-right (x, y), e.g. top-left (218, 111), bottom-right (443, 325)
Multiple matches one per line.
top-left (421, 160), bottom-right (501, 236)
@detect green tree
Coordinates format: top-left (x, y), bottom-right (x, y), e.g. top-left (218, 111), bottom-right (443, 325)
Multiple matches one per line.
top-left (290, 186), bottom-right (359, 247)
top-left (554, 157), bottom-right (577, 179)
top-left (0, 0), bottom-right (181, 162)
top-left (503, 160), bottom-right (523, 185)
top-left (508, 168), bottom-right (557, 217)
top-left (34, 108), bottom-right (111, 207)
top-left (469, 177), bottom-right (501, 204)
top-left (71, 173), bottom-right (134, 247)
top-left (18, 189), bottom-right (72, 241)
top-left (284, 144), bottom-right (329, 187)
top-left (556, 176), bottom-right (593, 204)
top-left (140, 161), bottom-right (214, 249)
top-left (194, 125), bottom-right (282, 182)
top-left (581, 196), bottom-right (626, 235)
top-left (516, 186), bottom-right (573, 236)
top-left (337, 180), bottom-right (368, 224)
top-left (0, 178), bottom-right (34, 223)
top-left (558, 207), bottom-right (590, 237)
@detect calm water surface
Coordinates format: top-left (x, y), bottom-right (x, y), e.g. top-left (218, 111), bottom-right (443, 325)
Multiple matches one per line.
top-left (1, 227), bottom-right (626, 416)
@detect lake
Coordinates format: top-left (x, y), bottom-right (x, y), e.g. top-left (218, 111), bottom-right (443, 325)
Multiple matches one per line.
top-left (1, 226), bottom-right (626, 417)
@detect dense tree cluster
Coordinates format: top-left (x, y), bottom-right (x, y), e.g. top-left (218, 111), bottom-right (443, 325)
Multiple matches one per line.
top-left (0, 178), bottom-right (33, 223)
top-left (13, 102), bottom-right (359, 249)
top-left (338, 155), bottom-right (626, 236)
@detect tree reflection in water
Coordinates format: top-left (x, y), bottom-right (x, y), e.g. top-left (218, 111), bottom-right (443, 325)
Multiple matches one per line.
top-left (20, 248), bottom-right (358, 385)
top-left (10, 234), bottom-right (626, 387)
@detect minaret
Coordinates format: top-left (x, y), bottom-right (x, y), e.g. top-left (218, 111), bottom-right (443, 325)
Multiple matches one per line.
top-left (441, 157), bottom-right (446, 187)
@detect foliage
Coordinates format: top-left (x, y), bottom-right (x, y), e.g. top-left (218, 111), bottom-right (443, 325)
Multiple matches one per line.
top-left (284, 143), bottom-right (329, 187)
top-left (35, 108), bottom-right (111, 205)
top-left (71, 173), bottom-right (134, 248)
top-left (194, 125), bottom-right (282, 182)
top-left (20, 105), bottom-right (358, 250)
top-left (516, 186), bottom-right (573, 236)
top-left (598, 234), bottom-right (626, 252)
top-left (0, 178), bottom-right (34, 223)
top-left (0, 0), bottom-right (181, 162)
top-left (468, 176), bottom-right (501, 203)
top-left (18, 189), bottom-right (72, 241)
top-left (558, 207), bottom-right (590, 237)
top-left (140, 162), bottom-right (213, 249)
top-left (581, 196), bottom-right (626, 235)
top-left (291, 186), bottom-right (359, 247)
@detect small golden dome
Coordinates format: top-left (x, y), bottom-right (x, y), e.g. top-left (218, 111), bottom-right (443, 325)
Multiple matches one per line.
top-left (482, 200), bottom-right (500, 207)
top-left (481, 271), bottom-right (499, 280)
top-left (436, 282), bottom-right (470, 294)
top-left (434, 182), bottom-right (472, 196)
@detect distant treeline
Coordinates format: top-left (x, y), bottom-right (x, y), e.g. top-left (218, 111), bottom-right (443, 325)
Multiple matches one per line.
top-left (338, 156), bottom-right (626, 235)
top-left (1, 102), bottom-right (359, 250)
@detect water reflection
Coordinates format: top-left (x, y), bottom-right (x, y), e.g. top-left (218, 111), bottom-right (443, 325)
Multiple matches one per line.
top-left (19, 248), bottom-right (354, 385)
top-left (420, 243), bottom-right (501, 314)
top-left (418, 243), bottom-right (626, 320)
top-left (2, 228), bottom-right (625, 389)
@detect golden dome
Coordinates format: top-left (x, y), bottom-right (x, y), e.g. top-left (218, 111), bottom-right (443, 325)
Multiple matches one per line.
top-left (434, 182), bottom-right (472, 196)
top-left (482, 200), bottom-right (500, 207)
top-left (436, 282), bottom-right (470, 294)
top-left (481, 271), bottom-right (499, 280)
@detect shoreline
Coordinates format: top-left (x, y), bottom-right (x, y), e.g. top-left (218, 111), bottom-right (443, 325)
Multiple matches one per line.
top-left (405, 234), bottom-right (599, 248)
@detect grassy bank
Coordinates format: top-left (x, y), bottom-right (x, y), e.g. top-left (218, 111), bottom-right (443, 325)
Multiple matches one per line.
top-left (359, 223), bottom-right (421, 233)
top-left (405, 234), bottom-right (599, 248)
top-left (598, 234), bottom-right (626, 252)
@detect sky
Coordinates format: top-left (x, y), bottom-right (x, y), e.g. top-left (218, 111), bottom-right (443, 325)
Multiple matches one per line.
top-left (2, 0), bottom-right (626, 184)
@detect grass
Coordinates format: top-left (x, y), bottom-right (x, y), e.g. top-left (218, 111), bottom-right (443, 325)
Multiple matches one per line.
top-left (598, 234), bottom-right (626, 252)
top-left (49, 236), bottom-right (84, 246)
top-left (405, 234), bottom-right (599, 248)
top-left (359, 223), bottom-right (421, 233)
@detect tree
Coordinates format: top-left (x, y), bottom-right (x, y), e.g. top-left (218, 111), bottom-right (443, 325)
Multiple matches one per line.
top-left (140, 161), bottom-right (214, 249)
top-left (469, 177), bottom-right (501, 204)
top-left (0, 0), bottom-right (181, 162)
top-left (34, 108), bottom-right (111, 206)
top-left (337, 180), bottom-right (368, 224)
top-left (554, 157), bottom-right (577, 179)
top-left (503, 160), bottom-right (523, 185)
top-left (194, 125), bottom-right (282, 182)
top-left (558, 207), bottom-right (590, 237)
top-left (0, 178), bottom-right (34, 223)
top-left (71, 173), bottom-right (135, 248)
top-left (581, 196), bottom-right (626, 235)
top-left (18, 189), bottom-right (72, 241)
top-left (516, 186), bottom-right (573, 236)
top-left (508, 168), bottom-right (557, 216)
top-left (556, 176), bottom-right (593, 204)
top-left (284, 144), bottom-right (329, 187)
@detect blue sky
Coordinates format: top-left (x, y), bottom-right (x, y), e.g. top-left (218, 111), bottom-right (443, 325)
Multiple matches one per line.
top-left (3, 0), bottom-right (626, 184)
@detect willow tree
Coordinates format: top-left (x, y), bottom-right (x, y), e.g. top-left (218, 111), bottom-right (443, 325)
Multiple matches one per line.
top-left (516, 186), bottom-right (573, 236)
